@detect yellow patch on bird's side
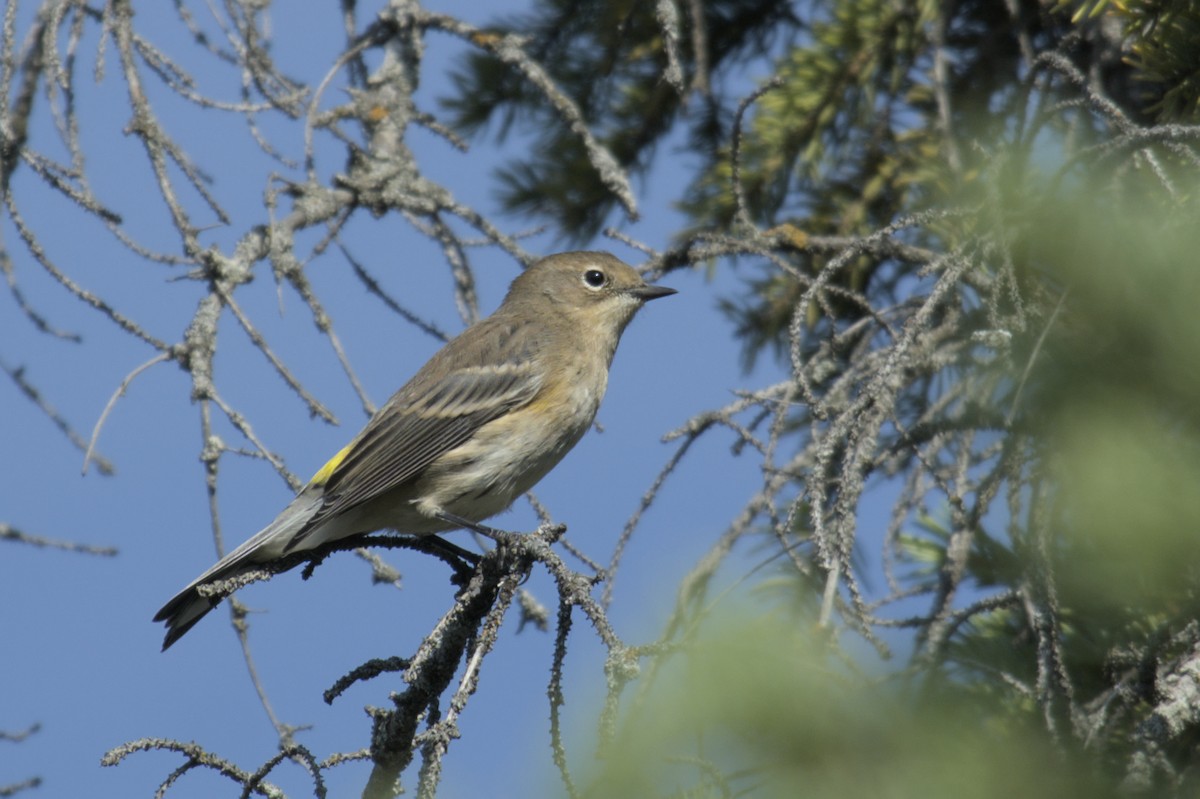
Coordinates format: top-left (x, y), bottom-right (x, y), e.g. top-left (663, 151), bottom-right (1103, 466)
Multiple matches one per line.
top-left (310, 441), bottom-right (354, 486)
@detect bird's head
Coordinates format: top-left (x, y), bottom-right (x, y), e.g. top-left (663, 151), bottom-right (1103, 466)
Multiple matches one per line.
top-left (506, 251), bottom-right (676, 338)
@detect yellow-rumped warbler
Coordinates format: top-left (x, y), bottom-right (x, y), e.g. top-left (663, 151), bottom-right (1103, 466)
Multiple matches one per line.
top-left (155, 251), bottom-right (675, 649)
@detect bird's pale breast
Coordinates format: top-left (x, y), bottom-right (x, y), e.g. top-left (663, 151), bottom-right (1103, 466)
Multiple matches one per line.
top-left (410, 364), bottom-right (607, 523)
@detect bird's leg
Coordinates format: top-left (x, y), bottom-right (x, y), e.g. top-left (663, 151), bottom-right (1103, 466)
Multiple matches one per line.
top-left (421, 534), bottom-right (481, 566)
top-left (435, 511), bottom-right (521, 548)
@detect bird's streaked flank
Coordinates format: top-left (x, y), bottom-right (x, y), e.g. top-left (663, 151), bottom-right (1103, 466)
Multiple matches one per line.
top-left (154, 251), bottom-right (675, 650)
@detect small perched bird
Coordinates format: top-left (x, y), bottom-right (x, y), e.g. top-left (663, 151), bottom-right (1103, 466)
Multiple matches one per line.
top-left (155, 251), bottom-right (675, 649)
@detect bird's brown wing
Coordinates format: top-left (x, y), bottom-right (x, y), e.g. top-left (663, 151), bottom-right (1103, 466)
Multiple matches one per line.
top-left (324, 364), bottom-right (538, 505)
top-left (286, 321), bottom-right (545, 549)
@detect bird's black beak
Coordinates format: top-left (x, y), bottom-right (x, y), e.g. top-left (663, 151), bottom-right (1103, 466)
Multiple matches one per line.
top-left (633, 284), bottom-right (678, 301)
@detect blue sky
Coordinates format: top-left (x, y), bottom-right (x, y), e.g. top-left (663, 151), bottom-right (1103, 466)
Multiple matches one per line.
top-left (0, 2), bottom-right (829, 796)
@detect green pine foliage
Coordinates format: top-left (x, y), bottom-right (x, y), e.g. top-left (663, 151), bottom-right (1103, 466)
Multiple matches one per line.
top-left (444, 0), bottom-right (799, 238)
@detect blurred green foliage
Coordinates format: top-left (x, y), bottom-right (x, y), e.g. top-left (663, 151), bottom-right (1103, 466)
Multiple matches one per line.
top-left (1028, 188), bottom-right (1200, 634)
top-left (901, 187), bottom-right (1200, 792)
top-left (590, 606), bottom-right (1117, 799)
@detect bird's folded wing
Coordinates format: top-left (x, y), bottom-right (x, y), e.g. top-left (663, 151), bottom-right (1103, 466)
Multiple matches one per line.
top-left (292, 360), bottom-right (543, 545)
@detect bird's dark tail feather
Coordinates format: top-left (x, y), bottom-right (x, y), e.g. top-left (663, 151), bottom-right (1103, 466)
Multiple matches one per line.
top-left (153, 486), bottom-right (327, 649)
top-left (154, 587), bottom-right (222, 651)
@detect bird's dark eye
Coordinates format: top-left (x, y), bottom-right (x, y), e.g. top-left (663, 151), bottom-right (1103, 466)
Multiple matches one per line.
top-left (582, 269), bottom-right (606, 289)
